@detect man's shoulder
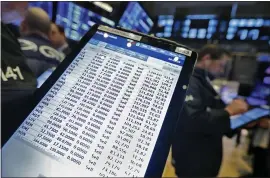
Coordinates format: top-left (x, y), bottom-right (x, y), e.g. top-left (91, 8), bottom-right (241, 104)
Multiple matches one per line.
top-left (18, 35), bottom-right (65, 63)
top-left (188, 74), bottom-right (204, 90)
top-left (1, 23), bottom-right (23, 55)
top-left (1, 24), bottom-right (37, 100)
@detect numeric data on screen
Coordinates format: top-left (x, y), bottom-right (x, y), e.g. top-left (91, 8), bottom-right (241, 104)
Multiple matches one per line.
top-left (15, 36), bottom-right (181, 177)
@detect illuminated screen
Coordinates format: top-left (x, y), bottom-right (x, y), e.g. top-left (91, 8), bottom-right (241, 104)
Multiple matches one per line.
top-left (220, 85), bottom-right (239, 104)
top-left (230, 108), bottom-right (270, 129)
top-left (258, 53), bottom-right (270, 62)
top-left (250, 82), bottom-right (270, 99)
top-left (225, 18), bottom-right (270, 41)
top-left (11, 2), bottom-right (53, 26)
top-left (155, 15), bottom-right (174, 38)
top-left (56, 2), bottom-right (115, 41)
top-left (173, 15), bottom-right (218, 39)
top-left (3, 30), bottom-right (186, 177)
top-left (243, 54), bottom-right (270, 106)
top-left (118, 2), bottom-right (154, 34)
top-left (246, 97), bottom-right (267, 106)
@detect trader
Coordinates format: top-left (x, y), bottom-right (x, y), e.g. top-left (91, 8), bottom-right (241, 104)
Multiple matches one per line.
top-left (172, 45), bottom-right (249, 177)
top-left (19, 7), bottom-right (65, 77)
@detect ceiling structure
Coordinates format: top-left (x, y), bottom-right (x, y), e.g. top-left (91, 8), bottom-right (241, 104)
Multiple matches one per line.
top-left (106, 1), bottom-right (270, 17)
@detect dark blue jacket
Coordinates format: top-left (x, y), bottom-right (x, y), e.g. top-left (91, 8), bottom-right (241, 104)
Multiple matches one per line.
top-left (172, 68), bottom-right (231, 177)
top-left (1, 23), bottom-right (37, 146)
top-left (18, 34), bottom-right (65, 77)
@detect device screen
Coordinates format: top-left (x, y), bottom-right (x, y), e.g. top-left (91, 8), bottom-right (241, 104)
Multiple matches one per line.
top-left (230, 107), bottom-right (269, 129)
top-left (118, 2), bottom-right (154, 34)
top-left (56, 2), bottom-right (115, 41)
top-left (243, 107), bottom-right (269, 119)
top-left (3, 30), bottom-right (186, 177)
top-left (220, 82), bottom-right (239, 104)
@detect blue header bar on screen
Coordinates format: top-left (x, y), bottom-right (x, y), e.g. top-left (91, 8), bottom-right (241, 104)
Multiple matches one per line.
top-left (89, 31), bottom-right (186, 66)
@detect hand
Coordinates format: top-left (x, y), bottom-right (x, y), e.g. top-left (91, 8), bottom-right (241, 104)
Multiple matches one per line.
top-left (225, 99), bottom-right (249, 116)
top-left (245, 121), bottom-right (257, 128)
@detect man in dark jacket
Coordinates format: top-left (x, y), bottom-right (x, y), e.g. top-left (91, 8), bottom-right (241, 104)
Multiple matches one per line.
top-left (1, 2), bottom-right (37, 146)
top-left (19, 7), bottom-right (65, 77)
top-left (172, 45), bottom-right (249, 177)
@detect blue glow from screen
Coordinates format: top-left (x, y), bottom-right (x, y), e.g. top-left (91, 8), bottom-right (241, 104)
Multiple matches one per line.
top-left (155, 15), bottom-right (174, 38)
top-left (56, 2), bottom-right (115, 41)
top-left (227, 18), bottom-right (270, 41)
top-left (118, 2), bottom-right (153, 34)
top-left (186, 14), bottom-right (217, 19)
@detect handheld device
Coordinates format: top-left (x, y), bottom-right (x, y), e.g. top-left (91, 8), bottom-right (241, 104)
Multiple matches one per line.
top-left (230, 107), bottom-right (270, 129)
top-left (2, 25), bottom-right (197, 177)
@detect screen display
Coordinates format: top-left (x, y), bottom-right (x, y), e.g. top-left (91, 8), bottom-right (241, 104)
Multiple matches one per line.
top-left (250, 83), bottom-right (270, 100)
top-left (155, 15), bottom-right (174, 38)
top-left (118, 2), bottom-right (154, 34)
top-left (3, 30), bottom-right (186, 177)
top-left (173, 15), bottom-right (218, 39)
top-left (245, 54), bottom-right (270, 106)
top-left (246, 96), bottom-right (268, 106)
top-left (56, 2), bottom-right (115, 41)
top-left (225, 18), bottom-right (270, 41)
top-left (220, 85), bottom-right (239, 104)
top-left (230, 107), bottom-right (270, 129)
top-left (11, 1), bottom-right (53, 26)
top-left (257, 53), bottom-right (270, 62)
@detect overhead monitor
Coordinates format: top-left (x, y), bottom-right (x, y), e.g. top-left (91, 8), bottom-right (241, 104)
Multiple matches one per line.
top-left (172, 14), bottom-right (218, 40)
top-left (155, 15), bottom-right (174, 38)
top-left (56, 2), bottom-right (115, 41)
top-left (118, 2), bottom-right (154, 34)
top-left (225, 18), bottom-right (270, 41)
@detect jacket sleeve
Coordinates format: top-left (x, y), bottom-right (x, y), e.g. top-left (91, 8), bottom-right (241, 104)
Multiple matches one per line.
top-left (181, 77), bottom-right (231, 136)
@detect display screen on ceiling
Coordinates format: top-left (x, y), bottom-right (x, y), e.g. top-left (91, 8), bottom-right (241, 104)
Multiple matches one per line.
top-left (118, 2), bottom-right (154, 34)
top-left (155, 15), bottom-right (174, 38)
top-left (172, 15), bottom-right (218, 39)
top-left (56, 2), bottom-right (115, 41)
top-left (225, 18), bottom-right (270, 41)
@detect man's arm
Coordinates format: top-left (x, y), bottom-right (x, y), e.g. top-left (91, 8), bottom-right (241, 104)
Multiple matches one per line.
top-left (182, 79), bottom-right (231, 135)
top-left (180, 77), bottom-right (248, 136)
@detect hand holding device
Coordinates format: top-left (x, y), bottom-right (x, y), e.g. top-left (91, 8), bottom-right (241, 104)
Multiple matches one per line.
top-left (225, 99), bottom-right (249, 116)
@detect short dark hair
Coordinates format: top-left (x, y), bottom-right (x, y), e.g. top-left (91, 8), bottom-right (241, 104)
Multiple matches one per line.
top-left (198, 45), bottom-right (231, 61)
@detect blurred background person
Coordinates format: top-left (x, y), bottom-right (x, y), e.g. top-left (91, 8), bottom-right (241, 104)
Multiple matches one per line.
top-left (49, 22), bottom-right (71, 56)
top-left (1, 2), bottom-right (37, 146)
top-left (172, 45), bottom-right (249, 177)
top-left (19, 7), bottom-right (64, 78)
